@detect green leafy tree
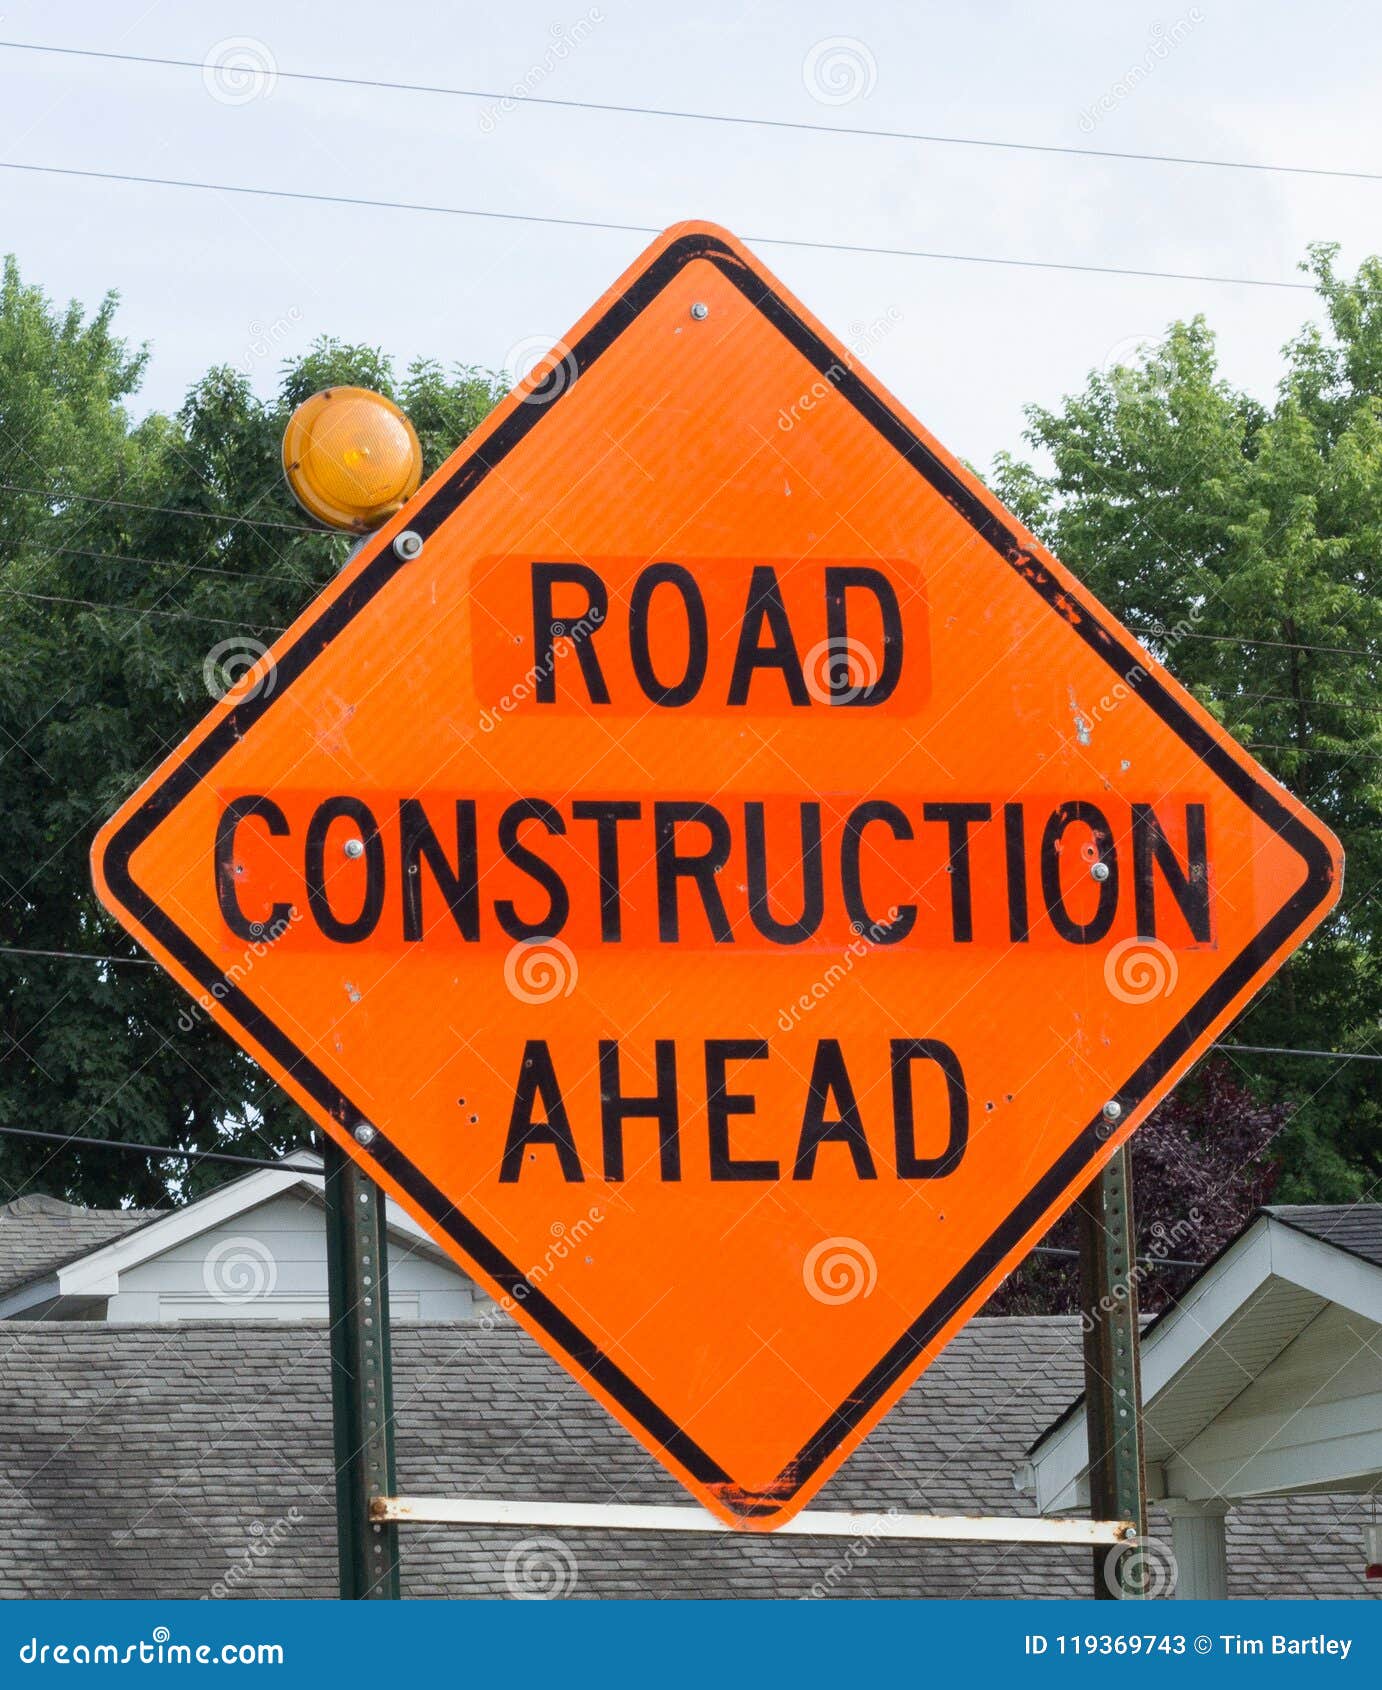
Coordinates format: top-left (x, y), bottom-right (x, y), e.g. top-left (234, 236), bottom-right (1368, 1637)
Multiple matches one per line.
top-left (0, 260), bottom-right (502, 1203)
top-left (988, 1061), bottom-right (1288, 1315)
top-left (992, 244), bottom-right (1382, 1204)
top-left (3, 244), bottom-right (1379, 1220)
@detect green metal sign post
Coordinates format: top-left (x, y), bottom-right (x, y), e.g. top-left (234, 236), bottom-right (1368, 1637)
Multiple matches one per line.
top-left (324, 1138), bottom-right (402, 1599)
top-left (1077, 1145), bottom-right (1148, 1599)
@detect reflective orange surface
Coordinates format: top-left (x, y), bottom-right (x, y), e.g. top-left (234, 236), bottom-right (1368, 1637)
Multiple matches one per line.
top-left (94, 224), bottom-right (1342, 1529)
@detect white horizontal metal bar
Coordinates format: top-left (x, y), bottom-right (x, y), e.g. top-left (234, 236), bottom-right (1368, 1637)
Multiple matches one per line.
top-left (371, 1495), bottom-right (1131, 1545)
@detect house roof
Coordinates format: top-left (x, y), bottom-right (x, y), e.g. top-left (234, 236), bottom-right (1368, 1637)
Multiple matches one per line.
top-left (0, 1315), bottom-right (1369, 1599)
top-left (1265, 1204), bottom-right (1382, 1270)
top-left (0, 1161), bottom-right (457, 1313)
top-left (0, 1195), bottom-right (159, 1297)
top-left (1026, 1204), bottom-right (1382, 1461)
top-left (1020, 1205), bottom-right (1382, 1517)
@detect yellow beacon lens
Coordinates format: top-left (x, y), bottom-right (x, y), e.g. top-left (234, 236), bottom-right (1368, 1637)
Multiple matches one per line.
top-left (282, 387), bottom-right (423, 532)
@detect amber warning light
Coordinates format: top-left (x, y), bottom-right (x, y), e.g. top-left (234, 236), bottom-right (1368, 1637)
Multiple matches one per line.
top-left (282, 386), bottom-right (422, 532)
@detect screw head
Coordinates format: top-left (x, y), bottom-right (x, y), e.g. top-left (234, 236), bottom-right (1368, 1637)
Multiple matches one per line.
top-left (343, 837), bottom-right (366, 859)
top-left (354, 1122), bottom-right (377, 1146)
top-left (392, 529), bottom-right (424, 561)
top-left (1090, 861), bottom-right (1111, 882)
top-left (1102, 1099), bottom-right (1123, 1123)
top-left (690, 302), bottom-right (709, 321)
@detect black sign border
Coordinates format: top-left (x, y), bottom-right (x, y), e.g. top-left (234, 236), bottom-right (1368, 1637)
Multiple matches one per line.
top-left (100, 231), bottom-right (1338, 1522)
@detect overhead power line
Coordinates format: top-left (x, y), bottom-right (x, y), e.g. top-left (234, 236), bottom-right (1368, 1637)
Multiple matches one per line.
top-left (0, 160), bottom-right (1316, 292)
top-left (0, 944), bottom-right (154, 967)
top-left (21, 539), bottom-right (293, 586)
top-left (1229, 690), bottom-right (1382, 716)
top-left (0, 584), bottom-right (287, 633)
top-left (1130, 624), bottom-right (1378, 661)
top-left (4, 38), bottom-right (1379, 188)
top-left (1214, 1042), bottom-right (1382, 1063)
top-left (1243, 743), bottom-right (1382, 761)
top-left (0, 1121), bottom-right (318, 1174)
top-left (0, 480), bottom-right (325, 536)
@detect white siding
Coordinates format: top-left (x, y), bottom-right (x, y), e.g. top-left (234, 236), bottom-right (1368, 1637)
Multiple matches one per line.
top-left (103, 1189), bottom-right (477, 1322)
top-left (1166, 1303), bottom-right (1382, 1499)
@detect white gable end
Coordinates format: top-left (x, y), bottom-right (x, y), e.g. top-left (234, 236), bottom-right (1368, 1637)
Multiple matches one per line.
top-left (1, 1163), bottom-right (484, 1323)
top-left (106, 1187), bottom-right (476, 1323)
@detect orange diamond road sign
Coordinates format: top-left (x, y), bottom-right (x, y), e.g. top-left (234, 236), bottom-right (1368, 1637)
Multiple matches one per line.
top-left (93, 222), bottom-right (1342, 1529)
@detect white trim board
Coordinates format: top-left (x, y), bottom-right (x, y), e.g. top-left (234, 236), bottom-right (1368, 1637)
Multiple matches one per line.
top-left (372, 1495), bottom-right (1134, 1545)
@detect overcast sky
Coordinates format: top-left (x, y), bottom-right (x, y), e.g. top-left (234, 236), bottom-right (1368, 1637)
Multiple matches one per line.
top-left (2, 1), bottom-right (1380, 469)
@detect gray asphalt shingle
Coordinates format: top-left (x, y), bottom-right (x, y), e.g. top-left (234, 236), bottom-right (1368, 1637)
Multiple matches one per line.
top-left (1265, 1204), bottom-right (1382, 1270)
top-left (0, 1196), bottom-right (160, 1298)
top-left (0, 1317), bottom-right (1371, 1599)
